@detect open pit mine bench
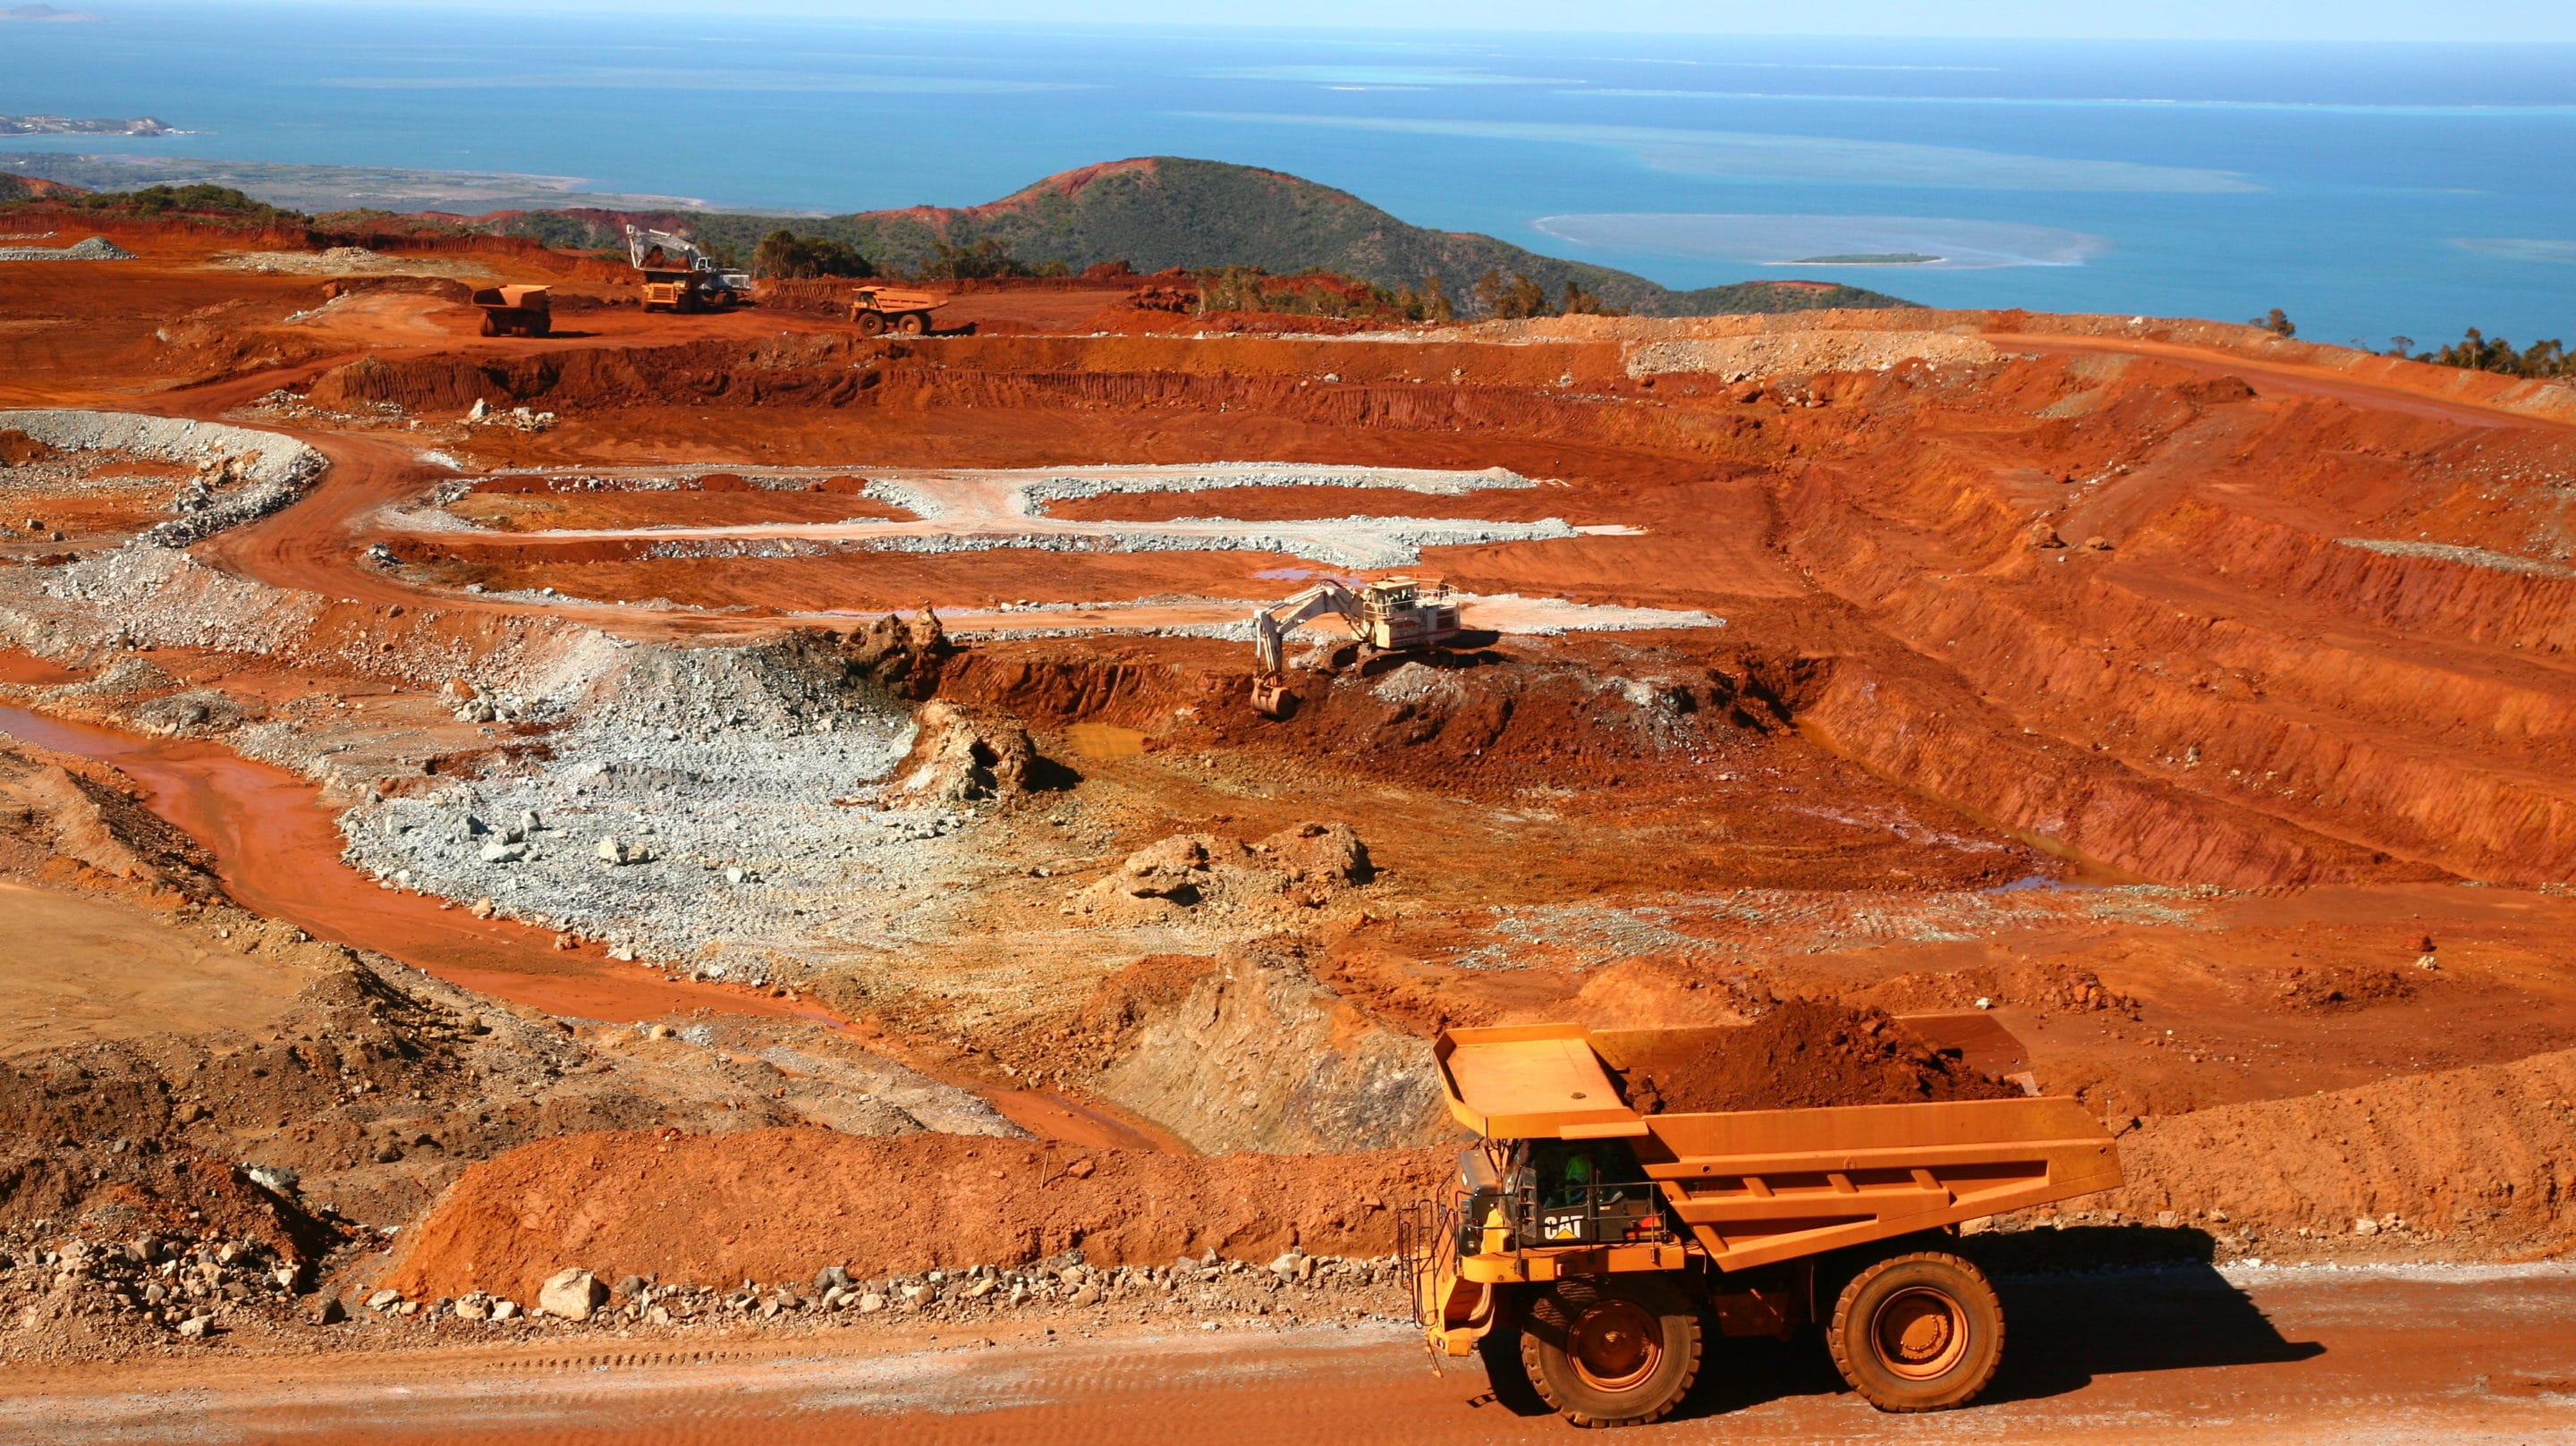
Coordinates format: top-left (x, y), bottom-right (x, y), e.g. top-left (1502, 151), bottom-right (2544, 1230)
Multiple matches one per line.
top-left (1400, 1024), bottom-right (2123, 1427)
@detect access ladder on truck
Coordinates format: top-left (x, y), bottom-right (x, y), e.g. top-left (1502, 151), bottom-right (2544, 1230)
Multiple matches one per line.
top-left (1399, 1023), bottom-right (2123, 1427)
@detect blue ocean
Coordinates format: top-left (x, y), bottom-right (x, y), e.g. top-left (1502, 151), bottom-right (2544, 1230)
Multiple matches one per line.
top-left (6, 4), bottom-right (2574, 348)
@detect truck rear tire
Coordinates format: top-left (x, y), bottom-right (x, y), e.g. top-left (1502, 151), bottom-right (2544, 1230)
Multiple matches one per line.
top-left (1827, 1251), bottom-right (2004, 1412)
top-left (1518, 1276), bottom-right (1702, 1428)
top-left (895, 311), bottom-right (928, 335)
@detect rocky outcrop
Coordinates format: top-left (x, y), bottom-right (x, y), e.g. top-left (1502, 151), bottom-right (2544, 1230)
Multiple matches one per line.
top-left (1070, 823), bottom-right (1375, 925)
top-left (895, 700), bottom-right (1042, 804)
top-left (1089, 938), bottom-right (1450, 1154)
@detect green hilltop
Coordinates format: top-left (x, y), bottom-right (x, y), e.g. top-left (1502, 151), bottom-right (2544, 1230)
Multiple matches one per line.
top-left (502, 156), bottom-right (1913, 317)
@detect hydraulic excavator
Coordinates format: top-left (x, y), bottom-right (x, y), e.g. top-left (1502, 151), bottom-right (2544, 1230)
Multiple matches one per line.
top-left (1249, 575), bottom-right (1462, 718)
top-left (625, 224), bottom-right (751, 314)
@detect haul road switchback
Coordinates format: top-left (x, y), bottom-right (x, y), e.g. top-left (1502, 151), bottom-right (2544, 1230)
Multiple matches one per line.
top-left (1402, 1023), bottom-right (2124, 1427)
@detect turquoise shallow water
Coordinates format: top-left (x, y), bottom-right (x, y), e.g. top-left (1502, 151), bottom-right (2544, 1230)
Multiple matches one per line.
top-left (5, 6), bottom-right (2573, 346)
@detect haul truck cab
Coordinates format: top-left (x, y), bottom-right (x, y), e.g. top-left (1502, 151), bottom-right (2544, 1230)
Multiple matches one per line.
top-left (1399, 1023), bottom-right (2124, 1427)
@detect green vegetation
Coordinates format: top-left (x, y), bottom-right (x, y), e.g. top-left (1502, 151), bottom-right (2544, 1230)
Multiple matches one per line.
top-left (467, 159), bottom-right (1913, 318)
top-left (69, 183), bottom-right (301, 224)
top-left (2251, 308), bottom-right (2297, 337)
top-left (492, 211), bottom-right (603, 250)
top-left (3, 182), bottom-right (306, 226)
top-left (919, 237), bottom-right (1034, 280)
top-left (1193, 266), bottom-right (1454, 323)
top-left (1559, 278), bottom-right (1620, 317)
top-left (753, 228), bottom-right (875, 279)
top-left (2392, 328), bottom-right (2572, 380)
top-left (1471, 269), bottom-right (1549, 320)
top-left (1398, 274), bottom-right (1454, 324)
top-left (17, 155), bottom-right (1908, 318)
top-left (1663, 281), bottom-right (1922, 315)
top-left (309, 208), bottom-right (474, 236)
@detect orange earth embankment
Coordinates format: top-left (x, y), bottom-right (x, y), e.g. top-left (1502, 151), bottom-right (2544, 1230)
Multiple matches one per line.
top-left (383, 1129), bottom-right (1450, 1302)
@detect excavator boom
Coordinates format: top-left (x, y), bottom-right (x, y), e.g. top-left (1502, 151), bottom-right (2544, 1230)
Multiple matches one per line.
top-left (625, 224), bottom-right (751, 313)
top-left (1251, 583), bottom-right (1368, 674)
top-left (1247, 576), bottom-right (1463, 717)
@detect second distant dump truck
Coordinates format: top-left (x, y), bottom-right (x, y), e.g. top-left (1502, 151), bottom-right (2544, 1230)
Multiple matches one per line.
top-left (469, 283), bottom-right (551, 337)
top-left (847, 283), bottom-right (947, 335)
top-left (1401, 1023), bottom-right (2123, 1428)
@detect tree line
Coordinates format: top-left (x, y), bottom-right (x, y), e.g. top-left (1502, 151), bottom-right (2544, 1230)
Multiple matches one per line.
top-left (2386, 328), bottom-right (2572, 381)
top-left (2258, 309), bottom-right (2569, 382)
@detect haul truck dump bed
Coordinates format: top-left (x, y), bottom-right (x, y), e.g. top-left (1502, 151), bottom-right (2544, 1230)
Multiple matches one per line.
top-left (1402, 1023), bottom-right (2122, 1427)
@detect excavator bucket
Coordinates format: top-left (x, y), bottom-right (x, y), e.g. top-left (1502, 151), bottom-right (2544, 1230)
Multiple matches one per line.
top-left (1250, 675), bottom-right (1294, 720)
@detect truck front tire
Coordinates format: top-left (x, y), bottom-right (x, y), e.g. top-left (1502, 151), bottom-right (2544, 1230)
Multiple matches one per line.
top-left (1827, 1250), bottom-right (2004, 1412)
top-left (1519, 1276), bottom-right (1703, 1428)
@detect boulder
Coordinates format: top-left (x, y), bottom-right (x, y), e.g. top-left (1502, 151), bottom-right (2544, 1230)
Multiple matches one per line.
top-left (1120, 835), bottom-right (1214, 897)
top-left (538, 1267), bottom-right (607, 1321)
top-left (1256, 822), bottom-right (1372, 886)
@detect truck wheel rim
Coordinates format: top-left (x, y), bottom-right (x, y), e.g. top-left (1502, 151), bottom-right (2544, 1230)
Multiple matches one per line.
top-left (1871, 1287), bottom-right (1969, 1380)
top-left (1568, 1299), bottom-right (1660, 1391)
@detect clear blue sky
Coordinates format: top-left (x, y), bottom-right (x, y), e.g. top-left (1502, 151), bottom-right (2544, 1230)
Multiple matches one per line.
top-left (297, 0), bottom-right (2576, 43)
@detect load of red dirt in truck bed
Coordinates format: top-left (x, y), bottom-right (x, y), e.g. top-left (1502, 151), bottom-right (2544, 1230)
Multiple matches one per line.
top-left (1614, 999), bottom-right (2022, 1114)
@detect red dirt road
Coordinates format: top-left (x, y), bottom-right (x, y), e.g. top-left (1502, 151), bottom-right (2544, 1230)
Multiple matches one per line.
top-left (6, 1266), bottom-right (2571, 1444)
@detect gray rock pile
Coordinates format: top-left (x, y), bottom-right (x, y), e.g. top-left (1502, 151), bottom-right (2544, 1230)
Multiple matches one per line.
top-left (0, 235), bottom-right (134, 262)
top-left (338, 630), bottom-right (981, 977)
top-left (350, 1249), bottom-right (1407, 1340)
top-left (0, 1228), bottom-right (311, 1349)
top-left (0, 410), bottom-right (325, 547)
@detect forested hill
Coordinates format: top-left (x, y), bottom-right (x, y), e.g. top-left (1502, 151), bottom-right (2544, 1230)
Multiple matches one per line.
top-left (501, 156), bottom-right (1913, 317)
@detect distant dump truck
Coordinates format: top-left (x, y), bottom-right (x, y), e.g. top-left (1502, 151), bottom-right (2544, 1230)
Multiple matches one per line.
top-left (848, 283), bottom-right (947, 336)
top-left (1402, 1023), bottom-right (2123, 1427)
top-left (469, 283), bottom-right (551, 338)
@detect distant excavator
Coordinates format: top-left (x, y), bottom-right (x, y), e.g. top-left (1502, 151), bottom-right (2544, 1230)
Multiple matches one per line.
top-left (625, 224), bottom-right (751, 314)
top-left (1249, 575), bottom-right (1463, 718)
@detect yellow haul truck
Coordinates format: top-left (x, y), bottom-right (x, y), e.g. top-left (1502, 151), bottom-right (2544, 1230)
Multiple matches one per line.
top-left (1401, 1024), bottom-right (2124, 1427)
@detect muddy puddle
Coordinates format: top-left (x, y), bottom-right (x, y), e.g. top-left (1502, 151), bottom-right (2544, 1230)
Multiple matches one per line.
top-left (1063, 723), bottom-right (1146, 760)
top-left (0, 699), bottom-right (1172, 1152)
